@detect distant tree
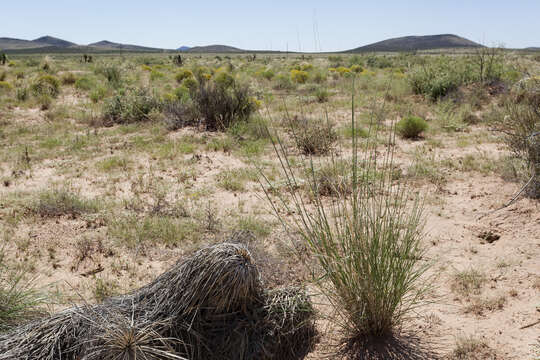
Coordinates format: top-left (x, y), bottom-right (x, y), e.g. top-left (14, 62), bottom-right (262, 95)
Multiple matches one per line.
top-left (0, 53), bottom-right (6, 65)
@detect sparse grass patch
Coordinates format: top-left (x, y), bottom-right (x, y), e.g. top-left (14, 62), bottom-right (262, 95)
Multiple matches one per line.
top-left (451, 269), bottom-right (486, 297)
top-left (96, 156), bottom-right (131, 172)
top-left (108, 214), bottom-right (201, 249)
top-left (452, 335), bottom-right (495, 360)
top-left (30, 189), bottom-right (99, 218)
top-left (92, 278), bottom-right (120, 303)
top-left (217, 168), bottom-right (258, 192)
top-left (236, 216), bottom-right (272, 238)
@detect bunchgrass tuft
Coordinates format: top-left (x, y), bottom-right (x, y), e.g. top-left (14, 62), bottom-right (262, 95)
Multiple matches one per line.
top-left (0, 249), bottom-right (47, 331)
top-left (261, 78), bottom-right (431, 352)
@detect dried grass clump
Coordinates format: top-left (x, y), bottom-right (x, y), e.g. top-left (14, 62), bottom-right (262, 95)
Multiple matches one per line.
top-left (0, 241), bottom-right (316, 360)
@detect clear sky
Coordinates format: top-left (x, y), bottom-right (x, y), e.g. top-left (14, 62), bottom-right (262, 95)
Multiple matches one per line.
top-left (3, 1), bottom-right (539, 51)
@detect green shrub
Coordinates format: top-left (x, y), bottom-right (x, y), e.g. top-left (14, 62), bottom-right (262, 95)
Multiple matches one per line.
top-left (182, 77), bottom-right (198, 91)
top-left (350, 64), bottom-right (363, 73)
top-left (261, 69), bottom-right (275, 80)
top-left (190, 80), bottom-right (256, 131)
top-left (31, 75), bottom-right (60, 98)
top-left (74, 77), bottom-right (94, 91)
top-left (496, 81), bottom-right (540, 198)
top-left (0, 81), bottom-right (13, 94)
top-left (396, 116), bottom-right (428, 139)
top-left (175, 69), bottom-right (193, 83)
top-left (291, 69), bottom-right (308, 84)
top-left (274, 73), bottom-right (295, 90)
top-left (150, 70), bottom-right (165, 81)
top-left (214, 70), bottom-right (235, 89)
top-left (102, 88), bottom-right (161, 125)
top-left (96, 65), bottom-right (121, 86)
top-left (16, 87), bottom-right (28, 101)
top-left (89, 86), bottom-right (107, 103)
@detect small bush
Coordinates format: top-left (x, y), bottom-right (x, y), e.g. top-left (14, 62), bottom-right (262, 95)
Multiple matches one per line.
top-left (102, 88), bottom-right (161, 125)
top-left (350, 64), bottom-right (363, 73)
top-left (290, 69), bottom-right (308, 84)
top-left (89, 86), bottom-right (107, 103)
top-left (274, 73), bottom-right (295, 90)
top-left (31, 75), bottom-right (60, 98)
top-left (150, 70), bottom-right (165, 81)
top-left (16, 87), bottom-right (28, 101)
top-left (191, 81), bottom-right (256, 131)
top-left (496, 80), bottom-right (540, 197)
top-left (175, 69), bottom-right (193, 83)
top-left (290, 117), bottom-right (338, 155)
top-left (74, 77), bottom-right (94, 91)
top-left (0, 81), bottom-right (13, 94)
top-left (396, 116), bottom-right (428, 139)
top-left (96, 66), bottom-right (121, 86)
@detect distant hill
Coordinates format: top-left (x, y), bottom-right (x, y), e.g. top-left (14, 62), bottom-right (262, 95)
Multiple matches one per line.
top-left (0, 37), bottom-right (50, 50)
top-left (177, 46), bottom-right (191, 51)
top-left (187, 45), bottom-right (244, 53)
top-left (346, 34), bottom-right (483, 53)
top-left (33, 35), bottom-right (76, 48)
top-left (88, 40), bottom-right (166, 52)
top-left (525, 47), bottom-right (540, 51)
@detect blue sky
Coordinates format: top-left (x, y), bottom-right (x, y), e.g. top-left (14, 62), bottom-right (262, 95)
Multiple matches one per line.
top-left (3, 1), bottom-right (539, 51)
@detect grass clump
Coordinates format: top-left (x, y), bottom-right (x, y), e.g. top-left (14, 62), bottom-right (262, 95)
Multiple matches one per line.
top-left (262, 87), bottom-right (431, 352)
top-left (31, 75), bottom-right (60, 98)
top-left (30, 189), bottom-right (99, 218)
top-left (0, 250), bottom-right (47, 331)
top-left (451, 269), bottom-right (486, 297)
top-left (396, 116), bottom-right (428, 139)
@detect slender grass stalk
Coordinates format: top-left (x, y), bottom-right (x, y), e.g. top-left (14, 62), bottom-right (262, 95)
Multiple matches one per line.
top-left (260, 77), bottom-right (431, 346)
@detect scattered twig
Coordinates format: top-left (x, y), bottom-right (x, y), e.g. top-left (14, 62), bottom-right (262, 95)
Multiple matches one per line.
top-left (519, 319), bottom-right (540, 330)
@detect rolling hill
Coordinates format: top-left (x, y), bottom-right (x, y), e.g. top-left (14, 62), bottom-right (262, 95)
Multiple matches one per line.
top-left (187, 45), bottom-right (244, 53)
top-left (88, 40), bottom-right (166, 52)
top-left (346, 34), bottom-right (483, 53)
top-left (0, 37), bottom-right (49, 50)
top-left (33, 36), bottom-right (76, 48)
